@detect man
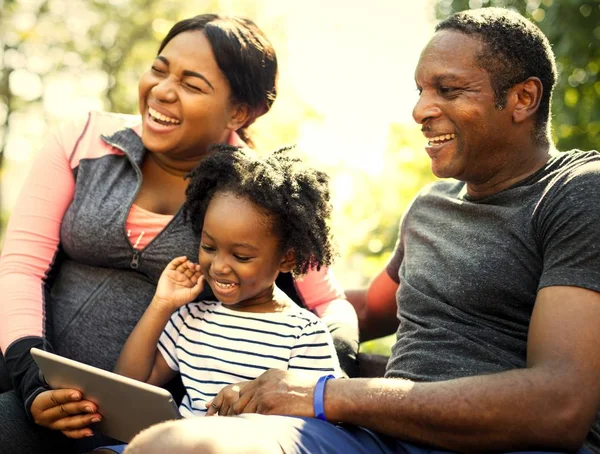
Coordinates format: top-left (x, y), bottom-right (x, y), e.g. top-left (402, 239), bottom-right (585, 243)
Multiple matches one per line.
top-left (122, 8), bottom-right (600, 453)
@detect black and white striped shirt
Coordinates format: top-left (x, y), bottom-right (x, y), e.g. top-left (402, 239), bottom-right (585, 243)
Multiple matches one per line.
top-left (158, 300), bottom-right (341, 417)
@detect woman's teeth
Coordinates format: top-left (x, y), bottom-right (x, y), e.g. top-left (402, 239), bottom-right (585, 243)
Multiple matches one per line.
top-left (148, 107), bottom-right (180, 125)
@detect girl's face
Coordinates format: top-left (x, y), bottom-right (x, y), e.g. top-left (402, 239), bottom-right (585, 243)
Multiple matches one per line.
top-left (198, 192), bottom-right (293, 310)
top-left (138, 30), bottom-right (246, 160)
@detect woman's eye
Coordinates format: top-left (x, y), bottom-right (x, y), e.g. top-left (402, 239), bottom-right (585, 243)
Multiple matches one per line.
top-left (184, 83), bottom-right (203, 93)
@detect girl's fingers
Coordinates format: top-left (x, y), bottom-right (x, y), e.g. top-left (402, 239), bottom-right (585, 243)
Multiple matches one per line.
top-left (169, 256), bottom-right (188, 269)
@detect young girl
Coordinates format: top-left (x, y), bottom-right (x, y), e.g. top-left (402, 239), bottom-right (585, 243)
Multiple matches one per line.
top-left (113, 145), bottom-right (341, 429)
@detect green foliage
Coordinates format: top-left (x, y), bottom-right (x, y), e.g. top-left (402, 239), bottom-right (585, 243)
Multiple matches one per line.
top-left (435, 0), bottom-right (600, 152)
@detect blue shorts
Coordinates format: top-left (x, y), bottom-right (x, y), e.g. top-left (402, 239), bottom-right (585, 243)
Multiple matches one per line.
top-left (96, 414), bottom-right (592, 454)
top-left (237, 414), bottom-right (592, 454)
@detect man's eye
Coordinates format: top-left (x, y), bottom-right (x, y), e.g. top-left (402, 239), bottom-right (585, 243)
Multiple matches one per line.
top-left (416, 87), bottom-right (423, 96)
top-left (439, 86), bottom-right (458, 94)
top-left (151, 66), bottom-right (165, 74)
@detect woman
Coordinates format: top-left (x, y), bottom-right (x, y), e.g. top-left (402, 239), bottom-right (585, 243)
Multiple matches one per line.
top-left (0, 14), bottom-right (358, 453)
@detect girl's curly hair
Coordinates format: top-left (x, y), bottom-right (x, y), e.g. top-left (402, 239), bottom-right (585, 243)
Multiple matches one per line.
top-left (183, 145), bottom-right (335, 276)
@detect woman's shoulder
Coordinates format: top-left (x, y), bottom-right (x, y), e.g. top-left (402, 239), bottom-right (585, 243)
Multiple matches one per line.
top-left (83, 110), bottom-right (140, 137)
top-left (55, 111), bottom-right (141, 167)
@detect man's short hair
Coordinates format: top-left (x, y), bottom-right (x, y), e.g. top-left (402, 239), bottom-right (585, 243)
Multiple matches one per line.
top-left (436, 7), bottom-right (557, 144)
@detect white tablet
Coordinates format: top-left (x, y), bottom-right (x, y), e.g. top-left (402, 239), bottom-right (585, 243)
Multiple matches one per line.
top-left (30, 348), bottom-right (182, 443)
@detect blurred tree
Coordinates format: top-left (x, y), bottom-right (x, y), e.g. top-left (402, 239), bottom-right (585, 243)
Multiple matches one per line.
top-left (0, 0), bottom-right (223, 232)
top-left (435, 0), bottom-right (600, 152)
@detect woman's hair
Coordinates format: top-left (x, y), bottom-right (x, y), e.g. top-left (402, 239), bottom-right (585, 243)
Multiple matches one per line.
top-left (183, 145), bottom-right (336, 276)
top-left (158, 14), bottom-right (278, 146)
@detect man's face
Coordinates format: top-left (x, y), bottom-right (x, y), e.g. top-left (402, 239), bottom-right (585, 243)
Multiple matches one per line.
top-left (413, 31), bottom-right (513, 183)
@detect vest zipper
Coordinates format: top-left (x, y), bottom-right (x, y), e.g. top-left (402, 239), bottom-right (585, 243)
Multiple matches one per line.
top-left (130, 250), bottom-right (140, 269)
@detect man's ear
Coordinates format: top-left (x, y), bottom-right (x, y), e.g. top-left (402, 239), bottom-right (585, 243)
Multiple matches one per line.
top-left (509, 77), bottom-right (543, 124)
top-left (279, 249), bottom-right (296, 273)
top-left (227, 103), bottom-right (251, 131)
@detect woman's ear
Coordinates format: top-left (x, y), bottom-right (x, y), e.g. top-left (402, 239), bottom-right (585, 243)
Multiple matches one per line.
top-left (279, 250), bottom-right (296, 273)
top-left (509, 77), bottom-right (543, 125)
top-left (227, 103), bottom-right (251, 131)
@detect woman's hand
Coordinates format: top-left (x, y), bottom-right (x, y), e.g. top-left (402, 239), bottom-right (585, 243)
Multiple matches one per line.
top-left (205, 381), bottom-right (250, 416)
top-left (30, 389), bottom-right (102, 438)
top-left (154, 256), bottom-right (204, 311)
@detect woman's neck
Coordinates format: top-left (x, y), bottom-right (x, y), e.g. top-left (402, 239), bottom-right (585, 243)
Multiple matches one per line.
top-left (147, 151), bottom-right (203, 177)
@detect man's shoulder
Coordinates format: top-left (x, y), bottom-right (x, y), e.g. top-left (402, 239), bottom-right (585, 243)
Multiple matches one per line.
top-left (548, 149), bottom-right (600, 183)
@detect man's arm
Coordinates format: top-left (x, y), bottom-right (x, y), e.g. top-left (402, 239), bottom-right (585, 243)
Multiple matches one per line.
top-left (235, 285), bottom-right (600, 451)
top-left (346, 269), bottom-right (399, 342)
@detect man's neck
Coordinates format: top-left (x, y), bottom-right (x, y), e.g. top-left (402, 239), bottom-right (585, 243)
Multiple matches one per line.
top-left (465, 144), bottom-right (555, 200)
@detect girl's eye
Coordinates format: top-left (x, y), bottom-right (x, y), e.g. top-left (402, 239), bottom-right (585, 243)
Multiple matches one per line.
top-left (201, 244), bottom-right (215, 253)
top-left (234, 255), bottom-right (251, 262)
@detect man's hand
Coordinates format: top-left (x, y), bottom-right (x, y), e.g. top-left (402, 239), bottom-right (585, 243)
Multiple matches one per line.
top-left (154, 256), bottom-right (204, 311)
top-left (205, 381), bottom-right (250, 416)
top-left (228, 370), bottom-right (322, 417)
top-left (30, 389), bottom-right (101, 438)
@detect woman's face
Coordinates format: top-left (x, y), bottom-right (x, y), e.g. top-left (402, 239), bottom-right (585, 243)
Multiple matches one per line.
top-left (138, 30), bottom-right (243, 159)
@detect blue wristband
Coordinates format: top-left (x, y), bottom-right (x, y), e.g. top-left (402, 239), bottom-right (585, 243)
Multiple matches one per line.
top-left (313, 374), bottom-right (335, 421)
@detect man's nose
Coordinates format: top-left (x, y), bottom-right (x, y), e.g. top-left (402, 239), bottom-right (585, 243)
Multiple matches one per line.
top-left (412, 91), bottom-right (442, 124)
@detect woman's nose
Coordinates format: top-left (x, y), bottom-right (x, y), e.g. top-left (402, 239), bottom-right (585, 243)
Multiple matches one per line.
top-left (151, 77), bottom-right (177, 103)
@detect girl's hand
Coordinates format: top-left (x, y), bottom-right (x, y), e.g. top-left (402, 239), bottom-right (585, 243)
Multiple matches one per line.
top-left (30, 389), bottom-right (101, 438)
top-left (154, 256), bottom-right (204, 311)
top-left (205, 381), bottom-right (250, 416)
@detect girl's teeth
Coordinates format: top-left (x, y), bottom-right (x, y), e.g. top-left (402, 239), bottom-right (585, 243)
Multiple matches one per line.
top-left (215, 281), bottom-right (235, 289)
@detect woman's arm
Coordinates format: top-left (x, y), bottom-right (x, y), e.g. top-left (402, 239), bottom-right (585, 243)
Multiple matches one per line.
top-left (0, 116), bottom-right (91, 413)
top-left (293, 267), bottom-right (359, 376)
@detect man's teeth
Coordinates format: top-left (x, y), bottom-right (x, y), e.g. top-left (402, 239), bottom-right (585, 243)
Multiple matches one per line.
top-left (428, 133), bottom-right (456, 144)
top-left (214, 280), bottom-right (236, 289)
top-left (148, 107), bottom-right (180, 124)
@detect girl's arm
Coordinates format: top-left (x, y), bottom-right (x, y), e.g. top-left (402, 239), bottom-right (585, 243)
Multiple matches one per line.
top-left (114, 299), bottom-right (177, 386)
top-left (115, 256), bottom-right (204, 385)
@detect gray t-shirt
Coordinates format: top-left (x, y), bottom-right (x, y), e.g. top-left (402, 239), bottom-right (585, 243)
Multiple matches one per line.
top-left (385, 150), bottom-right (600, 451)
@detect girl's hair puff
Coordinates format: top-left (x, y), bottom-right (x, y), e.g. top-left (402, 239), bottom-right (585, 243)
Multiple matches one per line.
top-left (183, 145), bottom-right (335, 276)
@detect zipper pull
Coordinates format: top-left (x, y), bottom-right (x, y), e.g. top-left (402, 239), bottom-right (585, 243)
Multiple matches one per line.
top-left (130, 251), bottom-right (140, 269)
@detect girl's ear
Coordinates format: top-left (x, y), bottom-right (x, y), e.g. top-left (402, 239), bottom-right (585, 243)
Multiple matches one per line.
top-left (279, 249), bottom-right (296, 273)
